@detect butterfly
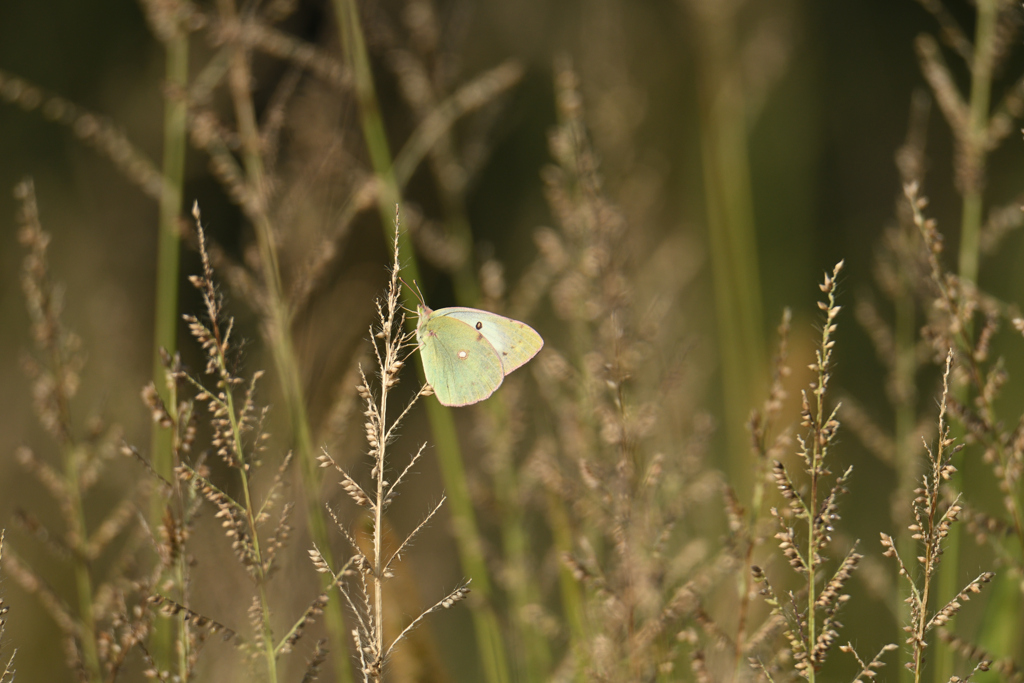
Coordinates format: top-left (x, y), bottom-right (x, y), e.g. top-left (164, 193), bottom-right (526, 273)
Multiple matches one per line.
top-left (416, 304), bottom-right (544, 406)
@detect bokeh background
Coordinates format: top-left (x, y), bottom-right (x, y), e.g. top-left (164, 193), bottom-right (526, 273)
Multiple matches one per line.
top-left (1, 0), bottom-right (1024, 681)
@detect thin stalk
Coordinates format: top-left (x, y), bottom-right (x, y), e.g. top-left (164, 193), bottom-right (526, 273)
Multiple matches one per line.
top-left (546, 489), bottom-right (588, 681)
top-left (937, 2), bottom-right (998, 679)
top-left (220, 366), bottom-right (278, 683)
top-left (895, 272), bottom-right (918, 683)
top-left (957, 0), bottom-right (997, 286)
top-left (155, 360), bottom-right (192, 677)
top-left (692, 3), bottom-right (767, 499)
top-left (373, 402), bottom-right (385, 682)
top-left (562, 317), bottom-right (599, 682)
top-left (491, 406), bottom-right (552, 681)
top-left (20, 186), bottom-right (101, 682)
top-left (732, 503), bottom-right (758, 678)
top-left (331, 2), bottom-right (511, 682)
top-left (66, 445), bottom-right (102, 683)
top-left (731, 543), bottom-right (755, 680)
top-left (912, 519), bottom-right (935, 682)
top-left (804, 272), bottom-right (841, 683)
top-left (214, 1), bottom-right (353, 679)
top-left (735, 310), bottom-right (792, 677)
top-left (149, 19), bottom-right (189, 676)
top-left (237, 475), bottom-right (278, 681)
top-left (334, 0), bottom-right (401, 230)
top-left (806, 446), bottom-right (823, 683)
top-left (374, 342), bottom-right (394, 677)
top-left (422, 398), bottom-right (510, 683)
top-left (369, 299), bottom-right (398, 683)
top-left (151, 12), bottom-right (188, 497)
top-left (45, 317), bottom-right (101, 683)
top-left (427, 164), bottom-right (480, 304)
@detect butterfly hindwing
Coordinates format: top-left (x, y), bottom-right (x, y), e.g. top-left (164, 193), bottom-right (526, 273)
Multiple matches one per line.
top-left (433, 307), bottom-right (544, 374)
top-left (417, 311), bottom-right (505, 407)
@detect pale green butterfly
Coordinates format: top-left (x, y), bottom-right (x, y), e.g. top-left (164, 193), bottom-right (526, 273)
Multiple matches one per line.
top-left (416, 303), bottom-right (544, 407)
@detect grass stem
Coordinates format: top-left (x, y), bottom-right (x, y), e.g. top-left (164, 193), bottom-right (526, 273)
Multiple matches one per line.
top-left (214, 1), bottom-right (354, 678)
top-left (692, 3), bottom-right (767, 498)
top-left (332, 2), bottom-right (512, 681)
top-left (936, 3), bottom-right (997, 679)
top-left (149, 17), bottom-right (189, 676)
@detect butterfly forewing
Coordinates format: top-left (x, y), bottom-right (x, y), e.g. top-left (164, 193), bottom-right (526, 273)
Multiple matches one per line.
top-left (434, 308), bottom-right (544, 373)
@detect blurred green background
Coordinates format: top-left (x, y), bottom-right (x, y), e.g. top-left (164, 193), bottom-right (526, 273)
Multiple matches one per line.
top-left (2, 0), bottom-right (1024, 680)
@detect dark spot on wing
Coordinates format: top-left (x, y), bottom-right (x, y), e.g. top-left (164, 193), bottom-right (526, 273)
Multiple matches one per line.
top-left (476, 321), bottom-right (483, 330)
top-left (476, 332), bottom-right (484, 341)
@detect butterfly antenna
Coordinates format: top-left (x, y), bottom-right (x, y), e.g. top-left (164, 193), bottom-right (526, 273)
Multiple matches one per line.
top-left (400, 277), bottom-right (428, 312)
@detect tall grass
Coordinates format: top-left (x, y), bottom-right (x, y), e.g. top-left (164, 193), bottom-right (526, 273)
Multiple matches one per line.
top-left (3, 0), bottom-right (1024, 682)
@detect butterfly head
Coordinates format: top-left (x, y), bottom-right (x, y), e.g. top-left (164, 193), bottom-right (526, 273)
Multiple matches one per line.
top-left (414, 304), bottom-right (434, 342)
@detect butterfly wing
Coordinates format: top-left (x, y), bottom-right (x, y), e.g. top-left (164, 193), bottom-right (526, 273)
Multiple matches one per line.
top-left (417, 308), bottom-right (505, 407)
top-left (434, 307), bottom-right (544, 375)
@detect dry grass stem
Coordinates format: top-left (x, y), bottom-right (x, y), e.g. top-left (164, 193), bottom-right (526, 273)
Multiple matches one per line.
top-left (318, 217), bottom-right (467, 683)
top-left (12, 179), bottom-right (154, 683)
top-left (753, 261), bottom-right (899, 681)
top-left (880, 350), bottom-right (995, 681)
top-left (124, 205), bottom-right (331, 681)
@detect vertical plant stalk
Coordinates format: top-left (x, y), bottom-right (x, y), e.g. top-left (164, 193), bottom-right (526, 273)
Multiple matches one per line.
top-left (331, 3), bottom-right (511, 682)
top-left (365, 254), bottom-right (406, 677)
top-left (178, 220), bottom-right (347, 682)
top-left (892, 92), bottom-right (929, 682)
top-left (156, 358), bottom-right (193, 679)
top-left (391, 75), bottom-right (521, 644)
top-left (691, 2), bottom-right (767, 497)
top-left (957, 0), bottom-right (997, 286)
top-left (231, 414), bottom-right (278, 682)
top-left (366, 236), bottom-right (414, 681)
top-left (880, 350), bottom-right (995, 683)
top-left (184, 224), bottom-right (278, 681)
top-left (149, 17), bottom-right (189, 676)
top-left (937, 4), bottom-right (998, 676)
top-left (151, 12), bottom-right (188, 496)
top-left (905, 180), bottom-right (1021, 680)
top-left (546, 488), bottom-right (587, 660)
top-left (322, 225), bottom-right (473, 681)
top-left (492, 434), bottom-right (552, 680)
top-left (212, 2), bottom-right (353, 679)
top-left (66, 445), bottom-right (102, 683)
top-left (803, 265), bottom-right (844, 683)
top-left (895, 265), bottom-right (920, 683)
top-left (226, 376), bottom-right (280, 683)
top-left (17, 183), bottom-right (103, 683)
top-left (737, 307), bottom-right (792, 679)
top-left (186, 223), bottom-right (276, 679)
top-left (754, 262), bottom-right (876, 680)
